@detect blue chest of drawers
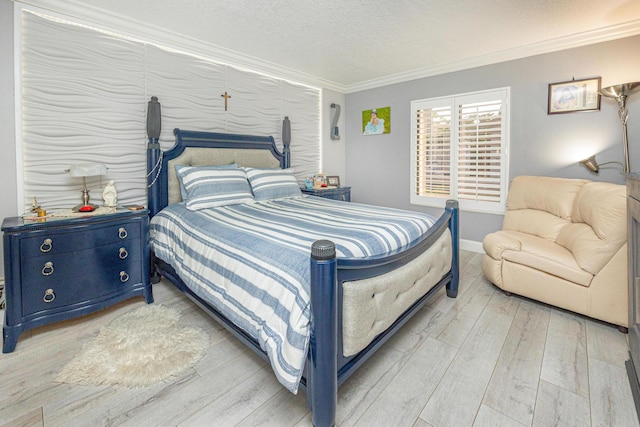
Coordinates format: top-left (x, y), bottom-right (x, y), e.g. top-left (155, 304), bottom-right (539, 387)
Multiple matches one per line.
top-left (2, 209), bottom-right (153, 352)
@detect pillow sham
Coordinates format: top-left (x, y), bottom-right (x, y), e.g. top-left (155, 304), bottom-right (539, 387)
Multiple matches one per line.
top-left (244, 167), bottom-right (302, 201)
top-left (176, 167), bottom-right (253, 210)
top-left (175, 163), bottom-right (238, 201)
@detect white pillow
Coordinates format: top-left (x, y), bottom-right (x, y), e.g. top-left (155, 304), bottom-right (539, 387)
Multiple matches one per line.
top-left (244, 167), bottom-right (302, 201)
top-left (176, 167), bottom-right (253, 210)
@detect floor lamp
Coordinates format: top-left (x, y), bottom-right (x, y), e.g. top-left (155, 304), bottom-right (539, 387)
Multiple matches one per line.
top-left (599, 82), bottom-right (640, 174)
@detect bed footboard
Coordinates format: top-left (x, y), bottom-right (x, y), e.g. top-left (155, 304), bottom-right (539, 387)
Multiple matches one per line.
top-left (307, 199), bottom-right (459, 427)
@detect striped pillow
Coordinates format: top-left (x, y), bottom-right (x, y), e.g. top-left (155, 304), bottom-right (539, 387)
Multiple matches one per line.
top-left (175, 163), bottom-right (238, 201)
top-left (177, 167), bottom-right (254, 210)
top-left (245, 167), bottom-right (302, 201)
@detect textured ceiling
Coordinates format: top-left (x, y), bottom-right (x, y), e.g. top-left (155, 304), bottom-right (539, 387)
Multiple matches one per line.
top-left (68, 0), bottom-right (640, 90)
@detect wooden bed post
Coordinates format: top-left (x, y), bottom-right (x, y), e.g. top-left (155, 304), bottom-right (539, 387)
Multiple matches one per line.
top-left (446, 199), bottom-right (460, 298)
top-left (147, 141), bottom-right (161, 217)
top-left (282, 116), bottom-right (291, 169)
top-left (146, 96), bottom-right (162, 217)
top-left (309, 239), bottom-right (338, 427)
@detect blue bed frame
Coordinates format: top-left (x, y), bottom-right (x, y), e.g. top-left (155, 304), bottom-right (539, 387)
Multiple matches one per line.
top-left (147, 129), bottom-right (459, 427)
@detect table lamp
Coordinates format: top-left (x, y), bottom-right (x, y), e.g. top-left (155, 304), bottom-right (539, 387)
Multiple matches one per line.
top-left (68, 162), bottom-right (107, 212)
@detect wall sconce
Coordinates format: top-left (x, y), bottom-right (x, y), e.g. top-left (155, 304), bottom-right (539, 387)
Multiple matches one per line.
top-left (68, 162), bottom-right (107, 212)
top-left (579, 154), bottom-right (623, 175)
top-left (599, 82), bottom-right (640, 174)
top-left (330, 103), bottom-right (341, 140)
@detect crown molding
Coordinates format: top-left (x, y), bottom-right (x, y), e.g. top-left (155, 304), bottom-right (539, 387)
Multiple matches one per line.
top-left (13, 0), bottom-right (347, 93)
top-left (13, 0), bottom-right (640, 95)
top-left (345, 19), bottom-right (640, 93)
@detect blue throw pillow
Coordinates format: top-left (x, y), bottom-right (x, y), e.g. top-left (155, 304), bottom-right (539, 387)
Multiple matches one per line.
top-left (175, 163), bottom-right (238, 201)
top-left (244, 167), bottom-right (302, 201)
top-left (176, 167), bottom-right (254, 210)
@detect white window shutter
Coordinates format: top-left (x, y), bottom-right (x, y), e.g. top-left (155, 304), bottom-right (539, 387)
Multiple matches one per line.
top-left (411, 88), bottom-right (509, 214)
top-left (457, 99), bottom-right (503, 203)
top-left (414, 105), bottom-right (452, 199)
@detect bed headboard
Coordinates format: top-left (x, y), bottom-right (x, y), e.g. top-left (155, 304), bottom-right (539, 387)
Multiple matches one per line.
top-left (147, 128), bottom-right (290, 216)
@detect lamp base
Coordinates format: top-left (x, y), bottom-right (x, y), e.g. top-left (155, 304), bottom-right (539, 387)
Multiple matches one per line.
top-left (72, 203), bottom-right (99, 213)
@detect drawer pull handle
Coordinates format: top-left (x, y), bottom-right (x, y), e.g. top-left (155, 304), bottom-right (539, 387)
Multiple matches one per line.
top-left (118, 227), bottom-right (128, 239)
top-left (43, 288), bottom-right (55, 303)
top-left (119, 247), bottom-right (128, 259)
top-left (42, 262), bottom-right (54, 276)
top-left (40, 238), bottom-right (53, 253)
top-left (120, 271), bottom-right (129, 283)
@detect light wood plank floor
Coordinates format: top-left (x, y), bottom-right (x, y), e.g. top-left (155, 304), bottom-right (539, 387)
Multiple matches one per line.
top-left (1, 250), bottom-right (638, 426)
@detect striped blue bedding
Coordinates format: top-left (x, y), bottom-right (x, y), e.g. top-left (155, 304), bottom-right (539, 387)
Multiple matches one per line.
top-left (150, 196), bottom-right (436, 393)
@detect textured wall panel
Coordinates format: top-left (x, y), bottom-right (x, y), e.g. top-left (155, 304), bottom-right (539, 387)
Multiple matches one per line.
top-left (20, 11), bottom-right (320, 213)
top-left (226, 66), bottom-right (282, 137)
top-left (282, 80), bottom-right (322, 180)
top-left (145, 45), bottom-right (227, 150)
top-left (21, 12), bottom-right (146, 211)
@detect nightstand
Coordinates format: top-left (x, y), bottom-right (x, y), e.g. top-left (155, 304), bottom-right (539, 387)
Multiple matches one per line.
top-left (301, 186), bottom-right (351, 202)
top-left (2, 208), bottom-right (153, 353)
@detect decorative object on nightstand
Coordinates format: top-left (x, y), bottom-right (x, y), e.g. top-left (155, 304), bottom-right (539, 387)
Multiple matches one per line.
top-left (1, 208), bottom-right (153, 353)
top-left (68, 162), bottom-right (107, 212)
top-left (313, 173), bottom-right (327, 188)
top-left (30, 197), bottom-right (46, 217)
top-left (326, 176), bottom-right (341, 187)
top-left (102, 180), bottom-right (117, 207)
top-left (304, 178), bottom-right (314, 190)
top-left (301, 186), bottom-right (351, 202)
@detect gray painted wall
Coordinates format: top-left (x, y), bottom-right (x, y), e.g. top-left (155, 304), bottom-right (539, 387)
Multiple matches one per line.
top-left (345, 35), bottom-right (640, 246)
top-left (1, 0), bottom-right (17, 280)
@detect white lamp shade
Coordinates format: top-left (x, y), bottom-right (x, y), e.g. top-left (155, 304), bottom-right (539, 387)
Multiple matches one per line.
top-left (69, 162), bottom-right (107, 177)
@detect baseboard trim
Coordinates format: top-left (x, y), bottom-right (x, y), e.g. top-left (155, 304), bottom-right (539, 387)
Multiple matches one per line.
top-left (460, 239), bottom-right (483, 253)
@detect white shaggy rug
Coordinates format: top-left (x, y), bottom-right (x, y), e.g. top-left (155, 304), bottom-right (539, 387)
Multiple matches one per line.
top-left (56, 304), bottom-right (209, 388)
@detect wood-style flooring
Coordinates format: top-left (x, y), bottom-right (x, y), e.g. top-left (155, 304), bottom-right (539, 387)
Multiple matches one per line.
top-left (1, 250), bottom-right (638, 426)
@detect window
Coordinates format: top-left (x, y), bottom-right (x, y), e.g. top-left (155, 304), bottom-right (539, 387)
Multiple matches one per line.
top-left (410, 88), bottom-right (509, 214)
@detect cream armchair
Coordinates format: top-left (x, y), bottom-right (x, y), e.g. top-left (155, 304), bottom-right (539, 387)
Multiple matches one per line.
top-left (482, 176), bottom-right (628, 329)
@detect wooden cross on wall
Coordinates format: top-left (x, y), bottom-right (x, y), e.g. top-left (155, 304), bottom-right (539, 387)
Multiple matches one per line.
top-left (221, 91), bottom-right (231, 111)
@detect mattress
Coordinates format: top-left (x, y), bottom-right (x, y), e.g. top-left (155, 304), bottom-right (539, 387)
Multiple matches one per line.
top-left (150, 196), bottom-right (437, 393)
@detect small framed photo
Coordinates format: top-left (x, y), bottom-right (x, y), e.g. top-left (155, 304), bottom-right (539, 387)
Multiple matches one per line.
top-left (548, 77), bottom-right (601, 114)
top-left (327, 176), bottom-right (340, 187)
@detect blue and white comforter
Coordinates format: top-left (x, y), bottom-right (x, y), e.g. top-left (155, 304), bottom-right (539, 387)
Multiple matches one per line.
top-left (150, 196), bottom-right (436, 393)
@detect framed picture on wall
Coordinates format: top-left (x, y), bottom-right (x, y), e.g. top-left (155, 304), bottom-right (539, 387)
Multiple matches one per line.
top-left (362, 106), bottom-right (391, 135)
top-left (548, 77), bottom-right (601, 114)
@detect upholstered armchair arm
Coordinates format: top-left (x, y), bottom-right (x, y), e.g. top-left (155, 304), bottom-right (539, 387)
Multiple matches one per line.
top-left (483, 231), bottom-right (521, 259)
